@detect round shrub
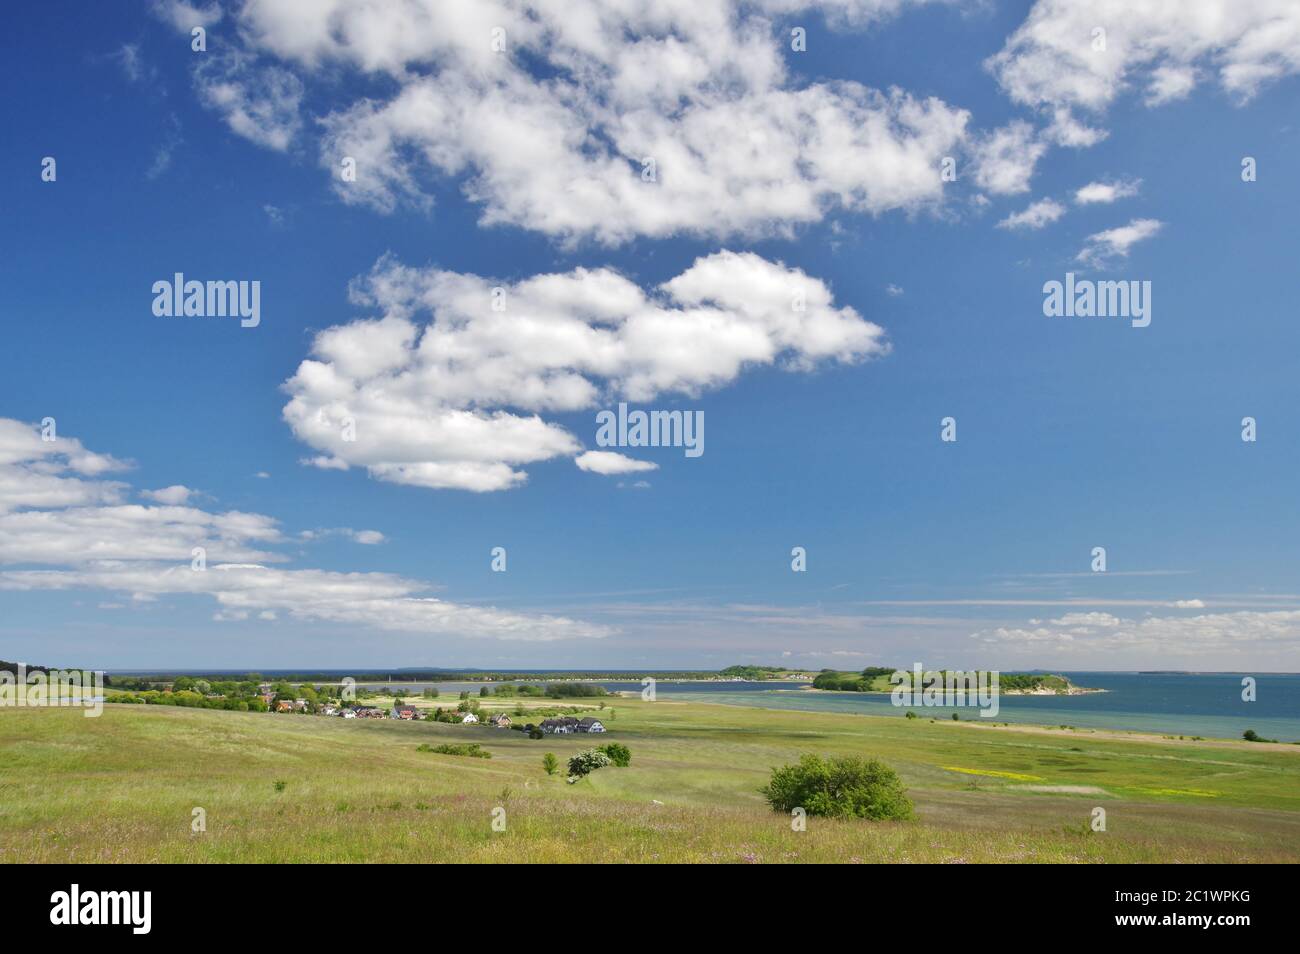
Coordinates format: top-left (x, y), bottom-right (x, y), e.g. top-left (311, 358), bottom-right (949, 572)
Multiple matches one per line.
top-left (599, 742), bottom-right (631, 767)
top-left (567, 748), bottom-right (613, 780)
top-left (761, 754), bottom-right (913, 820)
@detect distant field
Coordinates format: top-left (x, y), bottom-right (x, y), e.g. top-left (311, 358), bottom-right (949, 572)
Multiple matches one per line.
top-left (357, 693), bottom-right (606, 713)
top-left (2, 698), bottom-right (1298, 863)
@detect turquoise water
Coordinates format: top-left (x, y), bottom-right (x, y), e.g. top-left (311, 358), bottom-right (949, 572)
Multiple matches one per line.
top-left (653, 672), bottom-right (1300, 742)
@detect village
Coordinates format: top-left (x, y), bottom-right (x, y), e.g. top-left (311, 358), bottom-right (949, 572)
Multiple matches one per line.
top-left (262, 684), bottom-right (609, 736)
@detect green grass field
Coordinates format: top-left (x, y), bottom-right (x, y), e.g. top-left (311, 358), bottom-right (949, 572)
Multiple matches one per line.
top-left (2, 698), bottom-right (1298, 863)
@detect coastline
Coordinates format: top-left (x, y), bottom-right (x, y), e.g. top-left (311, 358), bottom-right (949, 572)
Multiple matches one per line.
top-left (658, 694), bottom-right (1300, 749)
top-left (646, 674), bottom-right (1300, 743)
top-left (345, 676), bottom-right (813, 687)
top-left (790, 685), bottom-right (1110, 697)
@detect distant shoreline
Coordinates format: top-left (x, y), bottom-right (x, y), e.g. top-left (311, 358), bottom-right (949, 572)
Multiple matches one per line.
top-left (100, 668), bottom-right (1300, 678)
top-left (667, 696), bottom-right (1300, 749)
top-left (342, 676), bottom-right (812, 687)
top-left (789, 685), bottom-right (1110, 696)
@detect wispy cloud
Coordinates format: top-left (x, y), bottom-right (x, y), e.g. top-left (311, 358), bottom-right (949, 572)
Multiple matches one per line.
top-left (1077, 218), bottom-right (1163, 266)
top-left (0, 418), bottom-right (607, 642)
top-left (996, 197), bottom-right (1066, 230)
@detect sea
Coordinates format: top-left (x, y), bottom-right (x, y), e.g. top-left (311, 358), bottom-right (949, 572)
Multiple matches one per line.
top-left (401, 672), bottom-right (1300, 742)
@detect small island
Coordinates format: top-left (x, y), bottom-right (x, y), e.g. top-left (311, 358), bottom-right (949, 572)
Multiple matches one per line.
top-left (808, 668), bottom-right (1104, 695)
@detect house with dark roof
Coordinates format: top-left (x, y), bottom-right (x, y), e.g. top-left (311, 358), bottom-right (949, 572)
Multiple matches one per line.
top-left (540, 716), bottom-right (578, 734)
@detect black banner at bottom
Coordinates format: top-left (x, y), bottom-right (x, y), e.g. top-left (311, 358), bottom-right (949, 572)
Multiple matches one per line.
top-left (0, 863), bottom-right (1281, 937)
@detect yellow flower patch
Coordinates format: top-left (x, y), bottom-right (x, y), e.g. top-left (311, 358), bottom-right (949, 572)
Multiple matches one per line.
top-left (942, 766), bottom-right (1045, 782)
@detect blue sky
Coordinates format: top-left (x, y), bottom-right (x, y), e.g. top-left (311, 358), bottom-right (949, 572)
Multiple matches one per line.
top-left (3, 0), bottom-right (1300, 670)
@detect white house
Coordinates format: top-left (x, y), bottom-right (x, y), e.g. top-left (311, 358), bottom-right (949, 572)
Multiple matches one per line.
top-left (577, 717), bottom-right (606, 733)
top-left (460, 712), bottom-right (479, 724)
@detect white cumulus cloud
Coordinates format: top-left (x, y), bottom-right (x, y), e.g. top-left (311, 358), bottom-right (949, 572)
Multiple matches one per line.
top-left (282, 250), bottom-right (887, 492)
top-left (990, 0), bottom-right (1300, 114)
top-left (141, 485), bottom-right (194, 505)
top-left (1074, 178), bottom-right (1141, 204)
top-left (970, 120), bottom-right (1048, 195)
top-left (156, 0), bottom-right (975, 243)
top-left (575, 451), bottom-right (659, 475)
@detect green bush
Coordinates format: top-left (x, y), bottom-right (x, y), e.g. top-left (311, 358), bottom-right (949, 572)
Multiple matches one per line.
top-left (542, 753), bottom-right (559, 775)
top-left (760, 754), bottom-right (913, 820)
top-left (599, 742), bottom-right (631, 767)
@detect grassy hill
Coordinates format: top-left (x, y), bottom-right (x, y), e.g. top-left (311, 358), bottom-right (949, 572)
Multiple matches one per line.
top-left (2, 699), bottom-right (1298, 862)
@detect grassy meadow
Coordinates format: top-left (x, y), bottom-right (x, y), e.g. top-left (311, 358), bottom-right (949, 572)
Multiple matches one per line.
top-left (2, 697), bottom-right (1298, 863)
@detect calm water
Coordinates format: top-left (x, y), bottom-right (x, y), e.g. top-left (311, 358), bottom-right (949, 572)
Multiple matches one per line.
top-left (371, 672), bottom-right (1300, 741)
top-left (650, 672), bottom-right (1300, 742)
